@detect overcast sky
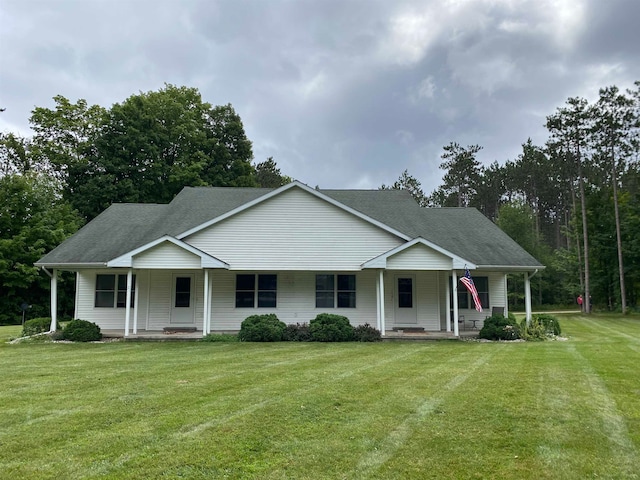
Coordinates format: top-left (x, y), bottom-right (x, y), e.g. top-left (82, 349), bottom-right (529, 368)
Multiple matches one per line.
top-left (1, 0), bottom-right (639, 193)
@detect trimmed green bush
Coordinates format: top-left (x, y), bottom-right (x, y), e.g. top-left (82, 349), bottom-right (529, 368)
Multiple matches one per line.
top-left (62, 319), bottom-right (102, 342)
top-left (479, 314), bottom-right (520, 340)
top-left (200, 333), bottom-right (239, 342)
top-left (21, 317), bottom-right (58, 337)
top-left (238, 314), bottom-right (286, 342)
top-left (353, 323), bottom-right (382, 342)
top-left (309, 314), bottom-right (354, 342)
top-left (283, 323), bottom-right (312, 342)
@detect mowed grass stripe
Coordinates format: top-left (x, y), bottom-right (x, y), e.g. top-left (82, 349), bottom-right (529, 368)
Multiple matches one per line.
top-left (2, 316), bottom-right (640, 479)
top-left (567, 343), bottom-right (639, 478)
top-left (176, 343), bottom-right (436, 437)
top-left (576, 315), bottom-right (640, 345)
top-left (355, 350), bottom-right (495, 478)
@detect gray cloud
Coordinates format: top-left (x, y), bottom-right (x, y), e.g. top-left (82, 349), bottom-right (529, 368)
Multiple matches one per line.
top-left (1, 0), bottom-right (638, 194)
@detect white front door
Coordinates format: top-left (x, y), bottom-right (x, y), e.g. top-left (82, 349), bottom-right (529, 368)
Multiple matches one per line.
top-left (171, 274), bottom-right (195, 324)
top-left (395, 275), bottom-right (417, 324)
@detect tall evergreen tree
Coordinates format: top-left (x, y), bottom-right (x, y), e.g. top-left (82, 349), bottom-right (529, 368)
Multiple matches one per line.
top-left (437, 142), bottom-right (483, 207)
top-left (546, 97), bottom-right (593, 313)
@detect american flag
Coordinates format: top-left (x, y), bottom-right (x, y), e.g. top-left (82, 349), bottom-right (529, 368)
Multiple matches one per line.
top-left (460, 268), bottom-right (483, 312)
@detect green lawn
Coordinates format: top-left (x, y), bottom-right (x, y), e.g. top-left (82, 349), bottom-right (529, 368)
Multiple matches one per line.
top-left (1, 314), bottom-right (639, 479)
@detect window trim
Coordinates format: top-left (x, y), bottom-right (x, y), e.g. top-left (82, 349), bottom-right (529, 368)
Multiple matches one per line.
top-left (450, 275), bottom-right (489, 310)
top-left (315, 273), bottom-right (356, 309)
top-left (95, 273), bottom-right (136, 308)
top-left (235, 274), bottom-right (278, 308)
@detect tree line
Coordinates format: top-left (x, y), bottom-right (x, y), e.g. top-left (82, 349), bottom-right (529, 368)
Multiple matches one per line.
top-left (1, 82), bottom-right (638, 324)
top-left (385, 82), bottom-right (640, 312)
top-left (0, 84), bottom-right (289, 324)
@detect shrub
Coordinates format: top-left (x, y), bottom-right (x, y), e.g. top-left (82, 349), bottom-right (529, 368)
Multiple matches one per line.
top-left (62, 319), bottom-right (102, 342)
top-left (200, 333), bottom-right (238, 342)
top-left (21, 317), bottom-right (58, 337)
top-left (353, 323), bottom-right (382, 342)
top-left (309, 313), bottom-right (354, 342)
top-left (479, 314), bottom-right (520, 341)
top-left (519, 317), bottom-right (546, 341)
top-left (238, 314), bottom-right (286, 342)
top-left (534, 313), bottom-right (562, 336)
top-left (283, 323), bottom-right (312, 342)
top-left (519, 314), bottom-right (562, 341)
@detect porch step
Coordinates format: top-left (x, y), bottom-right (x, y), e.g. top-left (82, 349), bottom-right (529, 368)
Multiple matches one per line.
top-left (163, 327), bottom-right (197, 333)
top-left (392, 327), bottom-right (425, 333)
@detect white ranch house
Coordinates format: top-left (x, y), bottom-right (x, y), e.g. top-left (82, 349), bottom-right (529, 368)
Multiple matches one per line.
top-left (36, 181), bottom-right (543, 337)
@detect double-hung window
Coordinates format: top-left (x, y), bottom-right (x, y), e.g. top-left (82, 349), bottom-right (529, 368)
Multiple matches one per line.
top-left (235, 274), bottom-right (277, 308)
top-left (315, 274), bottom-right (356, 308)
top-left (450, 276), bottom-right (489, 310)
top-left (95, 274), bottom-right (136, 308)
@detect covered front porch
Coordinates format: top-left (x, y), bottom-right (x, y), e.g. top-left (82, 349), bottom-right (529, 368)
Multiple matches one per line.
top-left (45, 265), bottom-right (536, 339)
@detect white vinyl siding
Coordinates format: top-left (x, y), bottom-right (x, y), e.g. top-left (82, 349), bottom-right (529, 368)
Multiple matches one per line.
top-left (208, 270), bottom-right (378, 331)
top-left (185, 188), bottom-right (403, 271)
top-left (437, 271), bottom-right (507, 329)
top-left (133, 242), bottom-right (201, 269)
top-left (146, 270), bottom-right (204, 330)
top-left (384, 271), bottom-right (441, 331)
top-left (386, 244), bottom-right (453, 270)
top-left (74, 268), bottom-right (508, 333)
top-left (76, 270), bottom-right (149, 330)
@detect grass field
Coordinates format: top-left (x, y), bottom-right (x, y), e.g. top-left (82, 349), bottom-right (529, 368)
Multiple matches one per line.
top-left (1, 314), bottom-right (639, 479)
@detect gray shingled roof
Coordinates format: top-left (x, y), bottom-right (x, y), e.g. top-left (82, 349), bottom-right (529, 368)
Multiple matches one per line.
top-left (37, 184), bottom-right (543, 269)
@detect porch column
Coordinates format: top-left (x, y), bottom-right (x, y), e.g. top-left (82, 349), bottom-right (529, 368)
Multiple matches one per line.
top-left (208, 276), bottom-right (213, 334)
top-left (203, 269), bottom-right (209, 336)
top-left (133, 273), bottom-right (139, 334)
top-left (524, 272), bottom-right (532, 324)
top-left (452, 270), bottom-right (459, 337)
top-left (50, 269), bottom-right (57, 332)
top-left (124, 268), bottom-right (133, 337)
top-left (376, 270), bottom-right (381, 331)
top-left (503, 274), bottom-right (509, 318)
top-left (445, 273), bottom-right (451, 332)
top-left (379, 270), bottom-right (386, 336)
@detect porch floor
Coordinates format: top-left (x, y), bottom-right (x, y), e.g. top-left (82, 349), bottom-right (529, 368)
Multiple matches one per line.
top-left (101, 329), bottom-right (479, 341)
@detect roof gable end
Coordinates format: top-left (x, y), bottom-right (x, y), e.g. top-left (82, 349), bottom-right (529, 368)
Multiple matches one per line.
top-left (362, 237), bottom-right (475, 270)
top-left (177, 181), bottom-right (412, 241)
top-left (107, 235), bottom-right (229, 269)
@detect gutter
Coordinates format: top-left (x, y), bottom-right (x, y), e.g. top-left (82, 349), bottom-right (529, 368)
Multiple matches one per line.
top-left (478, 265), bottom-right (546, 272)
top-left (35, 262), bottom-right (108, 269)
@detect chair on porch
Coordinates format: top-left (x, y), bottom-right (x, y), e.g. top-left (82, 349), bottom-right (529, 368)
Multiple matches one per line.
top-left (450, 310), bottom-right (465, 331)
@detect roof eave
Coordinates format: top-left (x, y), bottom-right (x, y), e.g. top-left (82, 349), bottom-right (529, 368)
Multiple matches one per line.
top-left (34, 262), bottom-right (108, 270)
top-left (475, 265), bottom-right (545, 272)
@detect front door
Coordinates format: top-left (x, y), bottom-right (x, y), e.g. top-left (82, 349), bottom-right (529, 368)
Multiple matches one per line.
top-left (395, 275), bottom-right (417, 324)
top-left (171, 274), bottom-right (195, 324)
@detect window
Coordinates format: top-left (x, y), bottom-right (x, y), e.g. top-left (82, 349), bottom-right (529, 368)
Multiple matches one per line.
top-left (174, 276), bottom-right (192, 308)
top-left (315, 274), bottom-right (334, 308)
top-left (474, 277), bottom-right (490, 309)
top-left (315, 274), bottom-right (356, 308)
top-left (450, 276), bottom-right (489, 310)
top-left (397, 278), bottom-right (413, 308)
top-left (235, 274), bottom-right (277, 308)
top-left (95, 274), bottom-right (135, 308)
